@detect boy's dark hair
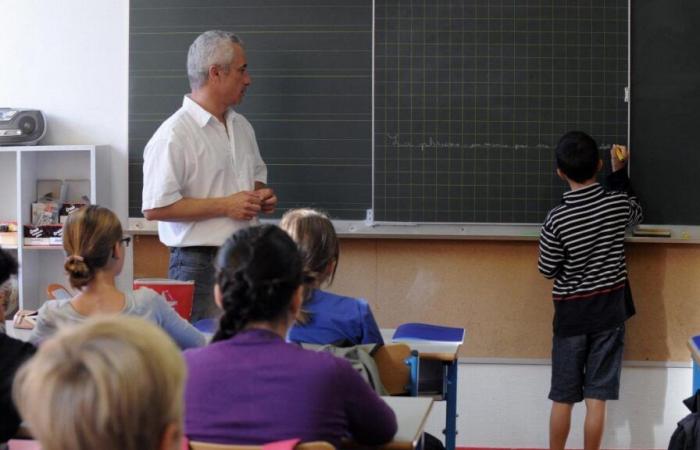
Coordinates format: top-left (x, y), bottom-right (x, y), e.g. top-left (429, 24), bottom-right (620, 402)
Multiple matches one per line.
top-left (212, 225), bottom-right (304, 343)
top-left (0, 247), bottom-right (18, 285)
top-left (555, 131), bottom-right (600, 183)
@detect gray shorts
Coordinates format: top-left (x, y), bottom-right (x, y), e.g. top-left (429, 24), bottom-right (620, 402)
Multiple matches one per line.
top-left (549, 324), bottom-right (625, 403)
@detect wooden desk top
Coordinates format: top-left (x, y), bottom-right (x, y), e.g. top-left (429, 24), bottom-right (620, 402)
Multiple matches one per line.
top-left (381, 329), bottom-right (461, 362)
top-left (381, 396), bottom-right (434, 450)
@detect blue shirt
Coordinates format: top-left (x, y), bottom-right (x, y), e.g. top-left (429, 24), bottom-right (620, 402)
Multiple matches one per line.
top-left (288, 289), bottom-right (383, 346)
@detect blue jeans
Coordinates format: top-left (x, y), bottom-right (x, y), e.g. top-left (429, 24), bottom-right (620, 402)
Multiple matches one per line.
top-left (168, 247), bottom-right (220, 322)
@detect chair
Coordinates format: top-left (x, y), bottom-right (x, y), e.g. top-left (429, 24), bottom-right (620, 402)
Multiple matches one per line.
top-left (189, 441), bottom-right (334, 450)
top-left (373, 343), bottom-right (419, 396)
top-left (46, 283), bottom-right (71, 300)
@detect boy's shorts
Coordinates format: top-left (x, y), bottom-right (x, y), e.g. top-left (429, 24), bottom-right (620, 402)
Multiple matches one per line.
top-left (549, 324), bottom-right (625, 403)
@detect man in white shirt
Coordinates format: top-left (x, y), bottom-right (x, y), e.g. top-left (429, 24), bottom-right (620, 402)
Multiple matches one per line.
top-left (142, 30), bottom-right (277, 322)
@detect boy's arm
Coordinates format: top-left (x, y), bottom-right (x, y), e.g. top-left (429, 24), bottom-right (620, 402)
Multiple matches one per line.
top-left (605, 146), bottom-right (643, 227)
top-left (538, 220), bottom-right (564, 279)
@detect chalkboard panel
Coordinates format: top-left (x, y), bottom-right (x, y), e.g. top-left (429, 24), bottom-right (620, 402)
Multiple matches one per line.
top-left (375, 0), bottom-right (628, 223)
top-left (631, 0), bottom-right (700, 225)
top-left (129, 0), bottom-right (373, 219)
top-left (129, 0), bottom-right (629, 225)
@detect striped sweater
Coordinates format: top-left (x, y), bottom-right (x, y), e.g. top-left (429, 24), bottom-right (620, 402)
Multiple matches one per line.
top-left (538, 169), bottom-right (643, 336)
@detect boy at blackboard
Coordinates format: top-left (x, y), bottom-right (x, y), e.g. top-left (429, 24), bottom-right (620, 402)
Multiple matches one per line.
top-left (538, 131), bottom-right (643, 450)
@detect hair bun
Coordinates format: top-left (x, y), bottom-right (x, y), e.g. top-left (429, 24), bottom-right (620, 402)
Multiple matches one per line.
top-left (64, 256), bottom-right (93, 289)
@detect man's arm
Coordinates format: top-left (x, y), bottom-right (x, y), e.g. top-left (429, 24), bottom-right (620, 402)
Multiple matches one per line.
top-left (143, 192), bottom-right (262, 222)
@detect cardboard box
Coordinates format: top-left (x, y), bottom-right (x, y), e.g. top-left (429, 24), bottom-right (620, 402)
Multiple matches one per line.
top-left (59, 203), bottom-right (86, 224)
top-left (23, 224), bottom-right (63, 246)
top-left (133, 278), bottom-right (194, 321)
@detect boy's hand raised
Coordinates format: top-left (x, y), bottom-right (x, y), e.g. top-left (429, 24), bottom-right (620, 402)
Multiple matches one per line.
top-left (611, 145), bottom-right (628, 172)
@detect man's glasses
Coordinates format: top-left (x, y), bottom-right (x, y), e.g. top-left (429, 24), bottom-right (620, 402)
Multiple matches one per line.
top-left (120, 236), bottom-right (132, 247)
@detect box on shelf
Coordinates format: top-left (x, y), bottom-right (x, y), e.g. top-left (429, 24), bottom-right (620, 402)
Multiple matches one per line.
top-left (23, 224), bottom-right (63, 246)
top-left (31, 201), bottom-right (60, 226)
top-left (133, 278), bottom-right (194, 321)
top-left (59, 203), bottom-right (86, 224)
top-left (0, 222), bottom-right (18, 247)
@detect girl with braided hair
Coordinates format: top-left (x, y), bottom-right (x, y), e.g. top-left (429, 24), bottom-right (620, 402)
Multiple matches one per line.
top-left (183, 225), bottom-right (397, 447)
top-left (29, 205), bottom-right (205, 349)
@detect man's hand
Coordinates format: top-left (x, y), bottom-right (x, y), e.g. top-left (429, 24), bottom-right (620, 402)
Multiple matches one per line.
top-left (223, 191), bottom-right (262, 220)
top-left (611, 144), bottom-right (628, 172)
top-left (255, 187), bottom-right (278, 214)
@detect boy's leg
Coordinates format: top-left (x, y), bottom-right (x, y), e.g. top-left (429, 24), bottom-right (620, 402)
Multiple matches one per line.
top-left (549, 333), bottom-right (587, 450)
top-left (550, 401), bottom-right (574, 450)
top-left (582, 324), bottom-right (625, 450)
top-left (583, 398), bottom-right (606, 450)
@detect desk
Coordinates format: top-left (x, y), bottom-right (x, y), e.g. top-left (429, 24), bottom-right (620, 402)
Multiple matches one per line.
top-left (5, 320), bottom-right (32, 342)
top-left (380, 396), bottom-right (433, 450)
top-left (381, 329), bottom-right (460, 450)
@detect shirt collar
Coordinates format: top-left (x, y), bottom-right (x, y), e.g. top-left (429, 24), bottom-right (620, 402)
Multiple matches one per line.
top-left (182, 95), bottom-right (238, 128)
top-left (562, 182), bottom-right (604, 205)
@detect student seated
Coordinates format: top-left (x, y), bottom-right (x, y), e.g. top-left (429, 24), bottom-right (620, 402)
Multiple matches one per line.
top-left (13, 316), bottom-right (185, 450)
top-left (29, 205), bottom-right (205, 349)
top-left (280, 208), bottom-right (383, 346)
top-left (0, 248), bottom-right (35, 444)
top-left (184, 225), bottom-right (397, 447)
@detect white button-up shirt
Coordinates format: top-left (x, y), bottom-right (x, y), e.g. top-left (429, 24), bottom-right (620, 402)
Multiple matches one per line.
top-left (142, 96), bottom-right (267, 247)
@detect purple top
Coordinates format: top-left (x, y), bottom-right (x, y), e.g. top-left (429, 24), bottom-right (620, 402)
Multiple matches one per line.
top-left (184, 328), bottom-right (397, 447)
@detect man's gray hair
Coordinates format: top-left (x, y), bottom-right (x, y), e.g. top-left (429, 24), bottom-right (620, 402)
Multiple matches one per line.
top-left (187, 30), bottom-right (243, 90)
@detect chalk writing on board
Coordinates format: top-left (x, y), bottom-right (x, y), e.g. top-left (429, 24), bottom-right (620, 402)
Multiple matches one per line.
top-left (386, 135), bottom-right (614, 153)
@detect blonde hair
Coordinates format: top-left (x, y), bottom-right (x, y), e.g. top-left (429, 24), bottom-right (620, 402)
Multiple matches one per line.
top-left (13, 316), bottom-right (185, 450)
top-left (63, 205), bottom-right (122, 289)
top-left (279, 208), bottom-right (339, 324)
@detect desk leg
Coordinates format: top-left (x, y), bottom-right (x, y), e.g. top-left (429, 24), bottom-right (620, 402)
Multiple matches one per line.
top-left (443, 360), bottom-right (458, 450)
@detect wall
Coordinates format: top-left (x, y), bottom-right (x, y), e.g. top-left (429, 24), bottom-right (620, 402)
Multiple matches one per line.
top-left (0, 0), bottom-right (131, 288)
top-left (136, 235), bottom-right (700, 362)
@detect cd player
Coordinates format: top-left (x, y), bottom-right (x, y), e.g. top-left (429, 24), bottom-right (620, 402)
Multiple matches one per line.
top-left (0, 108), bottom-right (47, 146)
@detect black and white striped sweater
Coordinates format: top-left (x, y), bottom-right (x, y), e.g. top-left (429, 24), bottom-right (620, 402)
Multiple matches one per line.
top-left (538, 169), bottom-right (643, 336)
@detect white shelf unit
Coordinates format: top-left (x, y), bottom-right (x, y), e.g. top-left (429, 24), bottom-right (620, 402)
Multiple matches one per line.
top-left (0, 145), bottom-right (109, 310)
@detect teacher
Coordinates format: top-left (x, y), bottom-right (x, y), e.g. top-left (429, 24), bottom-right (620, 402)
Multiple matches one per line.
top-left (142, 30), bottom-right (276, 322)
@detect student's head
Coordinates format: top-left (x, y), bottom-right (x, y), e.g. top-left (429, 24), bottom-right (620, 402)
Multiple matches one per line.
top-left (279, 208), bottom-right (340, 286)
top-left (212, 225), bottom-right (304, 342)
top-left (0, 247), bottom-right (18, 319)
top-left (13, 316), bottom-right (185, 450)
top-left (555, 131), bottom-right (602, 183)
top-left (63, 205), bottom-right (125, 289)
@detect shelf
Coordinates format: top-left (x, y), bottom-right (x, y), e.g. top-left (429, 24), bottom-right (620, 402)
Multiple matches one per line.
top-left (22, 245), bottom-right (64, 251)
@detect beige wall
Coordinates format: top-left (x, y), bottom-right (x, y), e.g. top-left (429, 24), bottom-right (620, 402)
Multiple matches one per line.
top-left (134, 235), bottom-right (700, 361)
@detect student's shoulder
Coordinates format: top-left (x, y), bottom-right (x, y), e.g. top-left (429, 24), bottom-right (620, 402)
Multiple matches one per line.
top-left (37, 298), bottom-right (73, 315)
top-left (315, 290), bottom-right (366, 308)
top-left (129, 288), bottom-right (168, 311)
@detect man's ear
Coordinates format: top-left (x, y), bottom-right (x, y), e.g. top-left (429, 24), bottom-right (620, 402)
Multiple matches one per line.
top-left (596, 158), bottom-right (603, 173)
